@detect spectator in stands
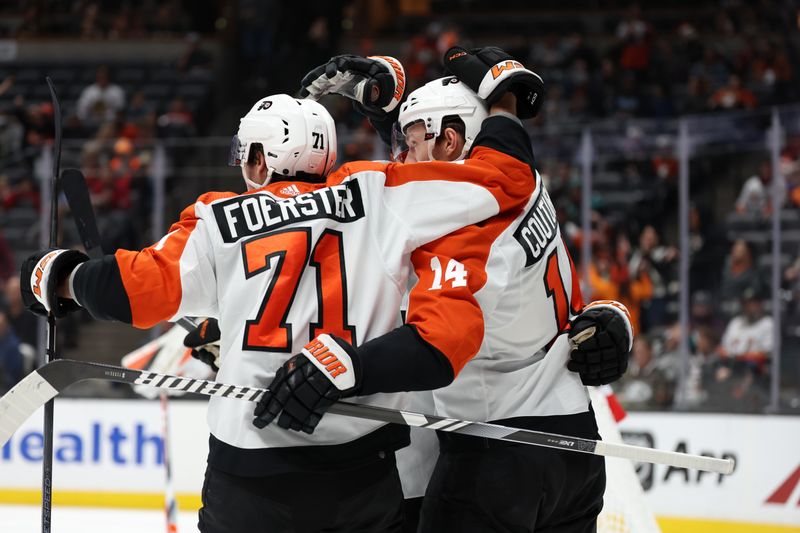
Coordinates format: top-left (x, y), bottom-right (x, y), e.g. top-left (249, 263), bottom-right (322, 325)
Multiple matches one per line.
top-left (616, 4), bottom-right (652, 75)
top-left (617, 335), bottom-right (675, 409)
top-left (157, 97), bottom-right (196, 137)
top-left (720, 239), bottom-right (763, 308)
top-left (708, 286), bottom-right (772, 410)
top-left (709, 75), bottom-right (757, 111)
top-left (629, 225), bottom-right (677, 329)
top-left (735, 160), bottom-right (773, 216)
top-left (76, 66), bottom-right (126, 124)
top-left (126, 90), bottom-right (154, 124)
top-left (0, 309), bottom-right (23, 394)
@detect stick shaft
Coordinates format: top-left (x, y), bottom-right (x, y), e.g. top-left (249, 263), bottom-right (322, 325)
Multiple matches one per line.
top-left (1, 359), bottom-right (734, 475)
top-left (41, 75), bottom-right (63, 533)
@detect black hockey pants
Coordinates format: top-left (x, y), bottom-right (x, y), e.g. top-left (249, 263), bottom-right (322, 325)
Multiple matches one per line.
top-left (418, 410), bottom-right (606, 533)
top-left (198, 451), bottom-right (404, 533)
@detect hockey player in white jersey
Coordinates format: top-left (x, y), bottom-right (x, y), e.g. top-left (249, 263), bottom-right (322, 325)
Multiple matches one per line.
top-left (21, 79), bottom-right (543, 531)
top-left (294, 48), bottom-right (634, 532)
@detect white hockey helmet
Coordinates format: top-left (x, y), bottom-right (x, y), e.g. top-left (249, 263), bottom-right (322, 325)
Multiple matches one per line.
top-left (229, 94), bottom-right (337, 187)
top-left (396, 76), bottom-right (488, 161)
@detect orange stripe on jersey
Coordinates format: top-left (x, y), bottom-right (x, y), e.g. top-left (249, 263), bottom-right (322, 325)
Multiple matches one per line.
top-left (115, 193), bottom-right (228, 329)
top-left (407, 207), bottom-right (525, 376)
top-left (384, 146), bottom-right (536, 213)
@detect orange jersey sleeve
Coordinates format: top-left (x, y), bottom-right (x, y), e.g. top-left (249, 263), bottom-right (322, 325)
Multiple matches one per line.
top-left (406, 203), bottom-right (527, 376)
top-left (114, 192), bottom-right (232, 328)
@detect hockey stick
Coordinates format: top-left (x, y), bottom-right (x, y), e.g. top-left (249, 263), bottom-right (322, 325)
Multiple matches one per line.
top-left (61, 168), bottom-right (103, 259)
top-left (63, 178), bottom-right (182, 532)
top-left (40, 76), bottom-right (63, 533)
top-left (0, 359), bottom-right (735, 475)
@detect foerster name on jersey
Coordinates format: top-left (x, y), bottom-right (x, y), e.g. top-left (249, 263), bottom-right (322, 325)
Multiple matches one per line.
top-left (512, 188), bottom-right (559, 267)
top-left (213, 181), bottom-right (365, 243)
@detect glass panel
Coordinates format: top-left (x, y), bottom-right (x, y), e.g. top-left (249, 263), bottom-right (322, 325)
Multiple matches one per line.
top-left (685, 108), bottom-right (774, 413)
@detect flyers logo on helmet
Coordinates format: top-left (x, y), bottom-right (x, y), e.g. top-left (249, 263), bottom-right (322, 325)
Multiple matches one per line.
top-left (257, 101), bottom-right (272, 111)
top-left (491, 60), bottom-right (524, 80)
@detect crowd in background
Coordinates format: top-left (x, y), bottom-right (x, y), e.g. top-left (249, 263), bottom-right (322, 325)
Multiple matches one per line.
top-left (0, 27), bottom-right (214, 391)
top-left (1, 1), bottom-right (799, 412)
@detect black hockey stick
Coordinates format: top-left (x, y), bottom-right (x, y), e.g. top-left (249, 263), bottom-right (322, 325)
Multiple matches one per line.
top-left (41, 76), bottom-right (62, 533)
top-left (62, 168), bottom-right (103, 259)
top-left (0, 358), bottom-right (735, 475)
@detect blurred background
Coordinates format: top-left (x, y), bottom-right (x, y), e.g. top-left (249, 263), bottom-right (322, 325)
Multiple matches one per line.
top-left (0, 0), bottom-right (798, 429)
top-left (2, 0), bottom-right (798, 414)
top-left (1, 1), bottom-right (800, 530)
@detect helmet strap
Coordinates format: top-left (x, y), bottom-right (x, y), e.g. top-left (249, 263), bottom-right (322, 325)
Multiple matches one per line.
top-left (243, 166), bottom-right (274, 191)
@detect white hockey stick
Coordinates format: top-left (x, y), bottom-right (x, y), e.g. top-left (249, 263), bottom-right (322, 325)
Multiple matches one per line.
top-left (0, 359), bottom-right (735, 475)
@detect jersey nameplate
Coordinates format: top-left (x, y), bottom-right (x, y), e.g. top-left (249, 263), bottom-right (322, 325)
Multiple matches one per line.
top-left (512, 187), bottom-right (559, 267)
top-left (213, 181), bottom-right (365, 243)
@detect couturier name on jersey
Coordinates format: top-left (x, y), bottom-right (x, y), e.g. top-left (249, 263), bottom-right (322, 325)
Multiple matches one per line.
top-left (512, 187), bottom-right (560, 267)
top-left (213, 181), bottom-right (365, 243)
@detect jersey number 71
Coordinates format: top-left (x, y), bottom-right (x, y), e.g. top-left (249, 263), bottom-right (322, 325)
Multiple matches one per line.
top-left (240, 228), bottom-right (356, 352)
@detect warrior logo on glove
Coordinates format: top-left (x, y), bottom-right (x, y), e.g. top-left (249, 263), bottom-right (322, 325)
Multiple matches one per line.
top-left (21, 248), bottom-right (89, 318)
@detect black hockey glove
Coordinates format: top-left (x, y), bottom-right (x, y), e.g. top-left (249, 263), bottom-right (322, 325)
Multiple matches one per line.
top-left (20, 248), bottom-right (88, 318)
top-left (253, 334), bottom-right (361, 434)
top-left (183, 318), bottom-right (221, 372)
top-left (443, 46), bottom-right (544, 119)
top-left (299, 54), bottom-right (406, 119)
top-left (567, 301), bottom-right (633, 386)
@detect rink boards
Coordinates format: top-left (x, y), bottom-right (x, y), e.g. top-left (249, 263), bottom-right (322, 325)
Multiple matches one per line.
top-left (0, 399), bottom-right (798, 532)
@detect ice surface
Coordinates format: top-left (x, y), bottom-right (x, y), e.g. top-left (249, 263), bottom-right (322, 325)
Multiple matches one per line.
top-left (0, 505), bottom-right (200, 532)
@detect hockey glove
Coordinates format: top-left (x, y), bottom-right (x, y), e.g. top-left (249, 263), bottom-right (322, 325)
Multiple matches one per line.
top-left (443, 46), bottom-right (544, 119)
top-left (253, 334), bottom-right (360, 434)
top-left (567, 301), bottom-right (633, 386)
top-left (299, 54), bottom-right (406, 119)
top-left (20, 248), bottom-right (88, 318)
top-left (183, 318), bottom-right (221, 372)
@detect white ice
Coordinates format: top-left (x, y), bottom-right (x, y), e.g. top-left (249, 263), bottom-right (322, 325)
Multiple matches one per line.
top-left (0, 505), bottom-right (200, 532)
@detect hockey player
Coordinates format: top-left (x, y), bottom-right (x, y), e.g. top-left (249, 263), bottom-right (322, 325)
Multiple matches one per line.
top-left (294, 49), bottom-right (634, 532)
top-left (21, 83), bottom-right (542, 532)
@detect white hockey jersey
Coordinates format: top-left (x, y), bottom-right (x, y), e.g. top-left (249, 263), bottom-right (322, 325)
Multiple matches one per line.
top-left (407, 170), bottom-right (591, 422)
top-left (73, 144), bottom-right (535, 454)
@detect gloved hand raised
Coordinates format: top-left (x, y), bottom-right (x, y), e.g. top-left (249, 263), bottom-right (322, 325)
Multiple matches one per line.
top-left (300, 55), bottom-right (406, 118)
top-left (568, 300), bottom-right (633, 386)
top-left (443, 46), bottom-right (544, 119)
top-left (253, 334), bottom-right (360, 434)
top-left (20, 248), bottom-right (88, 318)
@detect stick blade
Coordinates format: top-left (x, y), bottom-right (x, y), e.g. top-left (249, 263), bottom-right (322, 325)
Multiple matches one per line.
top-left (62, 168), bottom-right (103, 258)
top-left (0, 370), bottom-right (59, 446)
